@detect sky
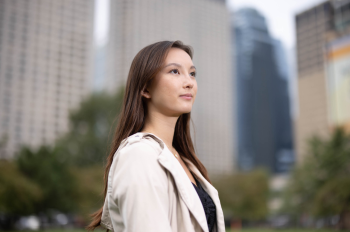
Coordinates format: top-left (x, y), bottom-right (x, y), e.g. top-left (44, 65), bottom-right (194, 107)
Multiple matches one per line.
top-left (94, 0), bottom-right (109, 47)
top-left (227, 0), bottom-right (327, 49)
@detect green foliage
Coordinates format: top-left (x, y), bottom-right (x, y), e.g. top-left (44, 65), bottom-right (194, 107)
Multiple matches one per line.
top-left (16, 145), bottom-right (78, 213)
top-left (70, 165), bottom-right (104, 219)
top-left (0, 88), bottom-right (125, 219)
top-left (313, 177), bottom-right (350, 216)
top-left (281, 126), bottom-right (350, 218)
top-left (213, 168), bottom-right (269, 221)
top-left (0, 160), bottom-right (42, 215)
top-left (55, 87), bottom-right (125, 166)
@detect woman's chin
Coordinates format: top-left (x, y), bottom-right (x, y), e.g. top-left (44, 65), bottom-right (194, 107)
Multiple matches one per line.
top-left (165, 105), bottom-right (193, 116)
top-left (180, 107), bottom-right (193, 114)
top-left (171, 109), bottom-right (192, 116)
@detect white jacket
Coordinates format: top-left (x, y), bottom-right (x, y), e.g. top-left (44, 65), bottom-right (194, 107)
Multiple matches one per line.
top-left (100, 132), bottom-right (225, 232)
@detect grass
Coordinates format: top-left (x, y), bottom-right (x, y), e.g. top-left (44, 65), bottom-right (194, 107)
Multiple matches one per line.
top-left (226, 230), bottom-right (342, 232)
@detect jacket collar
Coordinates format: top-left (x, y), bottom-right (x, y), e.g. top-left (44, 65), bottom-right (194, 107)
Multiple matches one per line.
top-left (182, 157), bottom-right (225, 232)
top-left (136, 132), bottom-right (225, 232)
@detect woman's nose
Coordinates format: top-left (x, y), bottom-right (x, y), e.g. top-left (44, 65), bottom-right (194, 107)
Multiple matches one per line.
top-left (183, 78), bottom-right (194, 89)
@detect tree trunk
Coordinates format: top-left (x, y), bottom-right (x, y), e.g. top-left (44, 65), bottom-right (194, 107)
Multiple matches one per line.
top-left (338, 210), bottom-right (350, 230)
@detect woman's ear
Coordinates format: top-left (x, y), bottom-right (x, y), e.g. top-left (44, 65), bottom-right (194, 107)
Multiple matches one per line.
top-left (141, 88), bottom-right (151, 99)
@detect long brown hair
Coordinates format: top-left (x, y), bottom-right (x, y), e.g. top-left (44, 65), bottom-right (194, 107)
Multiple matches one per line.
top-left (86, 40), bottom-right (211, 231)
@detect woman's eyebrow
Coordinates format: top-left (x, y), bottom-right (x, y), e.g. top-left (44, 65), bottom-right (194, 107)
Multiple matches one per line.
top-left (163, 63), bottom-right (196, 70)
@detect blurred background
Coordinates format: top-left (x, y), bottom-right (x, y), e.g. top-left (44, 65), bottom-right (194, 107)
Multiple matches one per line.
top-left (0, 0), bottom-right (349, 231)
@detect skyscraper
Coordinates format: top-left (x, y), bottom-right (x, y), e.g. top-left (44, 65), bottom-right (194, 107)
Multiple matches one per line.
top-left (295, 0), bottom-right (350, 163)
top-left (233, 8), bottom-right (294, 174)
top-left (0, 0), bottom-right (94, 158)
top-left (105, 0), bottom-right (235, 176)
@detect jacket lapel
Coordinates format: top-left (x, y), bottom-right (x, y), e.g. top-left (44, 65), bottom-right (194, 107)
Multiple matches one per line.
top-left (138, 132), bottom-right (209, 232)
top-left (182, 157), bottom-right (226, 232)
top-left (139, 132), bottom-right (226, 232)
top-left (157, 144), bottom-right (209, 232)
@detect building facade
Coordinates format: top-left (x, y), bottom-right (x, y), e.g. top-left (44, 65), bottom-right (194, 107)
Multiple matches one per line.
top-left (233, 8), bottom-right (294, 174)
top-left (105, 0), bottom-right (235, 176)
top-left (295, 0), bottom-right (350, 163)
top-left (0, 0), bottom-right (94, 158)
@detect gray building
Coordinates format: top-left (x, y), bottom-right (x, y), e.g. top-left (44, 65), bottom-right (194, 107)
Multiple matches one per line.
top-left (0, 0), bottom-right (94, 158)
top-left (295, 0), bottom-right (350, 163)
top-left (233, 8), bottom-right (294, 174)
top-left (104, 0), bottom-right (236, 177)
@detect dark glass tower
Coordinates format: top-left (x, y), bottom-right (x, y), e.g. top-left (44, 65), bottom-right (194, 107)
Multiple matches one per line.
top-left (233, 8), bottom-right (294, 174)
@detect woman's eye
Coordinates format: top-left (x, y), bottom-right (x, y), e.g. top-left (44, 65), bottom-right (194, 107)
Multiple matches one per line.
top-left (190, 72), bottom-right (196, 77)
top-left (170, 69), bottom-right (179, 74)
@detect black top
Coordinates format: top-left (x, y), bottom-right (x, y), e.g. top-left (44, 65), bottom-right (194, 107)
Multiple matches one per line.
top-left (191, 173), bottom-right (217, 232)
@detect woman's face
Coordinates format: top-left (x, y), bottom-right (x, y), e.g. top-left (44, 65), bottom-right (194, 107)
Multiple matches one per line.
top-left (142, 47), bottom-right (197, 116)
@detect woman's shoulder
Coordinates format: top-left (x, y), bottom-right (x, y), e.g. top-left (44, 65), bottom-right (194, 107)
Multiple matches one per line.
top-left (117, 133), bottom-right (163, 160)
top-left (118, 140), bottom-right (160, 161)
top-left (111, 133), bottom-right (165, 174)
top-left (109, 133), bottom-right (168, 187)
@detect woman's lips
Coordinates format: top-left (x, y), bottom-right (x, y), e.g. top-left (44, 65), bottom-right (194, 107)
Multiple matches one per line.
top-left (180, 96), bottom-right (192, 100)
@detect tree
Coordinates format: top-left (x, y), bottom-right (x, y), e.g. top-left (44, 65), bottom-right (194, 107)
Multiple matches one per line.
top-left (213, 168), bottom-right (269, 222)
top-left (55, 86), bottom-right (125, 167)
top-left (0, 160), bottom-right (42, 215)
top-left (16, 145), bottom-right (78, 214)
top-left (70, 165), bottom-right (104, 220)
top-left (280, 126), bottom-right (350, 229)
top-left (0, 87), bottom-right (125, 228)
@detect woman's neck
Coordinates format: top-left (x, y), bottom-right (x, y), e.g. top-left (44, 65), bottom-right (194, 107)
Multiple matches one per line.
top-left (140, 112), bottom-right (179, 150)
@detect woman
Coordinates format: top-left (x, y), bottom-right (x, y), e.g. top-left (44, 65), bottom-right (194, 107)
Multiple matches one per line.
top-left (86, 40), bottom-right (225, 232)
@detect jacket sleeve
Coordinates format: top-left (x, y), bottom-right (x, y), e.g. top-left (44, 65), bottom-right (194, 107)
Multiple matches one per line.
top-left (110, 141), bottom-right (172, 232)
